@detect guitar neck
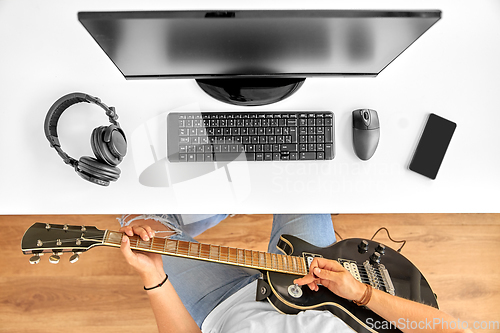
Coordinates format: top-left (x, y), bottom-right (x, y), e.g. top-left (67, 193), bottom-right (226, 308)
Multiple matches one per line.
top-left (103, 230), bottom-right (308, 276)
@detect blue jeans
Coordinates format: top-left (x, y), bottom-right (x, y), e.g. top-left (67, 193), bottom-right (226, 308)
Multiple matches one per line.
top-left (122, 214), bottom-right (336, 328)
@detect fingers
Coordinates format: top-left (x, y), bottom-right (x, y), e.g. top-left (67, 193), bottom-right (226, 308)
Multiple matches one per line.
top-left (311, 266), bottom-right (336, 282)
top-left (120, 234), bottom-right (135, 264)
top-left (294, 273), bottom-right (316, 286)
top-left (294, 258), bottom-right (345, 290)
top-left (119, 225), bottom-right (155, 241)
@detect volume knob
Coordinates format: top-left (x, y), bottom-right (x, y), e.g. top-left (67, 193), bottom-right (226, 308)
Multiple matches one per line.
top-left (375, 244), bottom-right (386, 255)
top-left (358, 240), bottom-right (369, 254)
top-left (369, 252), bottom-right (381, 265)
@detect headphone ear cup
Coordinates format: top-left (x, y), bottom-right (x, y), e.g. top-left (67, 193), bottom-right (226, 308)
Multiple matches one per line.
top-left (91, 126), bottom-right (121, 166)
top-left (104, 125), bottom-right (127, 158)
top-left (76, 156), bottom-right (121, 186)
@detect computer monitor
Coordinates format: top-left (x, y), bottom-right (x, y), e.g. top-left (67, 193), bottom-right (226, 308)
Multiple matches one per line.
top-left (78, 10), bottom-right (441, 106)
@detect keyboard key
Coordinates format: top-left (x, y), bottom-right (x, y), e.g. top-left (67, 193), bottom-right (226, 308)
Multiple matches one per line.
top-left (325, 144), bottom-right (334, 159)
top-left (325, 127), bottom-right (333, 143)
top-left (300, 152), bottom-right (316, 160)
top-left (245, 153), bottom-right (256, 161)
top-left (280, 144), bottom-right (298, 152)
top-left (214, 152), bottom-right (243, 161)
top-left (299, 152), bottom-right (316, 160)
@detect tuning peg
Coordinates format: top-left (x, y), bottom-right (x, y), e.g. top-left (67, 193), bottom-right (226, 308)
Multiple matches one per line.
top-left (69, 253), bottom-right (80, 264)
top-left (63, 224), bottom-right (69, 231)
top-left (49, 252), bottom-right (61, 264)
top-left (45, 223), bottom-right (51, 230)
top-left (29, 254), bottom-right (41, 265)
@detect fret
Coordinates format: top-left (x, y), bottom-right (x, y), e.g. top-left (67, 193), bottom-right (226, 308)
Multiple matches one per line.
top-left (200, 244), bottom-right (210, 260)
top-left (276, 254), bottom-right (281, 270)
top-left (288, 256), bottom-right (294, 273)
top-left (106, 231), bottom-right (120, 245)
top-left (292, 256), bottom-right (298, 274)
top-left (282, 255), bottom-right (288, 271)
top-left (208, 244), bottom-right (212, 260)
top-left (266, 253), bottom-right (272, 270)
top-left (253, 251), bottom-right (259, 268)
top-left (271, 253), bottom-right (277, 270)
top-left (165, 239), bottom-right (177, 253)
top-left (211, 245), bottom-right (220, 261)
top-left (220, 246), bottom-right (229, 263)
top-left (198, 243), bottom-right (202, 258)
top-left (245, 250), bottom-right (252, 266)
top-left (259, 252), bottom-right (266, 268)
top-left (177, 240), bottom-right (189, 256)
top-left (300, 257), bottom-right (307, 274)
top-left (189, 242), bottom-right (199, 258)
top-left (229, 247), bottom-right (237, 263)
top-left (238, 249), bottom-right (245, 265)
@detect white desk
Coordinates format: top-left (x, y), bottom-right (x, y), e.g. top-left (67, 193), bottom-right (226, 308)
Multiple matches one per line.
top-left (1, 0), bottom-right (499, 214)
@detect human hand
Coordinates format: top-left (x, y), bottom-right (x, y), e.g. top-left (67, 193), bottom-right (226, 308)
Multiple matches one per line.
top-left (120, 225), bottom-right (165, 284)
top-left (293, 258), bottom-right (365, 302)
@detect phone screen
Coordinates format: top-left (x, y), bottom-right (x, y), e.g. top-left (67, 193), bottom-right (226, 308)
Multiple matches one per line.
top-left (409, 113), bottom-right (456, 179)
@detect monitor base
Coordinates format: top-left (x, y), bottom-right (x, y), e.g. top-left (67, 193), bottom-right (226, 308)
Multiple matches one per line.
top-left (196, 77), bottom-right (305, 106)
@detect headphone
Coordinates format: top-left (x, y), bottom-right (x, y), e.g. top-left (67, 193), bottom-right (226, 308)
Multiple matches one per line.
top-left (44, 93), bottom-right (127, 186)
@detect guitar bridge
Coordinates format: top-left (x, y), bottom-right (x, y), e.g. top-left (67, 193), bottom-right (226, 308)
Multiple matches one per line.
top-left (363, 260), bottom-right (395, 295)
top-left (338, 258), bottom-right (395, 296)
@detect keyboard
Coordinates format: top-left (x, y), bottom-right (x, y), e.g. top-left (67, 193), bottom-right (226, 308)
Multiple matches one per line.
top-left (167, 111), bottom-right (335, 162)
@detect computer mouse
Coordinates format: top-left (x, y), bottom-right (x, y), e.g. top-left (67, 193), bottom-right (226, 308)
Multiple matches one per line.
top-left (352, 109), bottom-right (380, 160)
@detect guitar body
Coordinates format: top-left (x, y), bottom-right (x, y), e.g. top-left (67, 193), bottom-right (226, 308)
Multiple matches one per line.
top-left (265, 235), bottom-right (438, 333)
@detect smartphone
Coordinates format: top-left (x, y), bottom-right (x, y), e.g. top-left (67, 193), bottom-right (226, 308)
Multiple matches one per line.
top-left (409, 113), bottom-right (456, 179)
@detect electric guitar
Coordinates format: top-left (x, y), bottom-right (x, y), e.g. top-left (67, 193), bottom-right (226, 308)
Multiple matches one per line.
top-left (21, 222), bottom-right (438, 333)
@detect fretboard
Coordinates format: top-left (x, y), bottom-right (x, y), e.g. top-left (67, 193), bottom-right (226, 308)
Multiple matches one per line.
top-left (103, 231), bottom-right (308, 276)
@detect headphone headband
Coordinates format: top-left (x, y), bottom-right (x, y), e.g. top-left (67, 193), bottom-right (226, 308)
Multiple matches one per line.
top-left (44, 92), bottom-right (120, 148)
top-left (44, 92), bottom-right (122, 166)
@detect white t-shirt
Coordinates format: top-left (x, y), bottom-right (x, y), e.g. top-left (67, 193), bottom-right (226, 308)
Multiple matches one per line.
top-left (202, 280), bottom-right (355, 333)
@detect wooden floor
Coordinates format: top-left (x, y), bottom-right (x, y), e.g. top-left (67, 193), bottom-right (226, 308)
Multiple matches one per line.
top-left (1, 214), bottom-right (499, 333)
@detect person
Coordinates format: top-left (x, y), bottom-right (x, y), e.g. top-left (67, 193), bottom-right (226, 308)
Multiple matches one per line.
top-left (118, 214), bottom-right (472, 333)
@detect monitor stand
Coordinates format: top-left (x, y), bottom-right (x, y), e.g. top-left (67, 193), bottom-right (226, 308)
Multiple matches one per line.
top-left (196, 77), bottom-right (305, 106)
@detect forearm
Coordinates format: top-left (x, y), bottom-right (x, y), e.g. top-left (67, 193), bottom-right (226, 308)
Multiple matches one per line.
top-left (365, 288), bottom-right (472, 333)
top-left (142, 273), bottom-right (201, 333)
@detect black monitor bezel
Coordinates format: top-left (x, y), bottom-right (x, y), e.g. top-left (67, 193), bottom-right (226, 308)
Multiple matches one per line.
top-left (78, 10), bottom-right (442, 79)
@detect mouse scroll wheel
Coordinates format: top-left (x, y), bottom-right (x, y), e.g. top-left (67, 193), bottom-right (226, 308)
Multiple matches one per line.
top-left (363, 111), bottom-right (370, 121)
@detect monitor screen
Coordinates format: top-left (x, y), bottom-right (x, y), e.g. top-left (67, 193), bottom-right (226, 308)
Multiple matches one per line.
top-left (78, 10), bottom-right (441, 79)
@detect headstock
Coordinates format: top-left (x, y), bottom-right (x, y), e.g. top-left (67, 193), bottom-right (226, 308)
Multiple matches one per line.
top-left (21, 222), bottom-right (106, 264)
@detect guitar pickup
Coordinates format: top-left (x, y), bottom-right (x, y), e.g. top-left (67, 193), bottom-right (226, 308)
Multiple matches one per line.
top-left (302, 252), bottom-right (323, 273)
